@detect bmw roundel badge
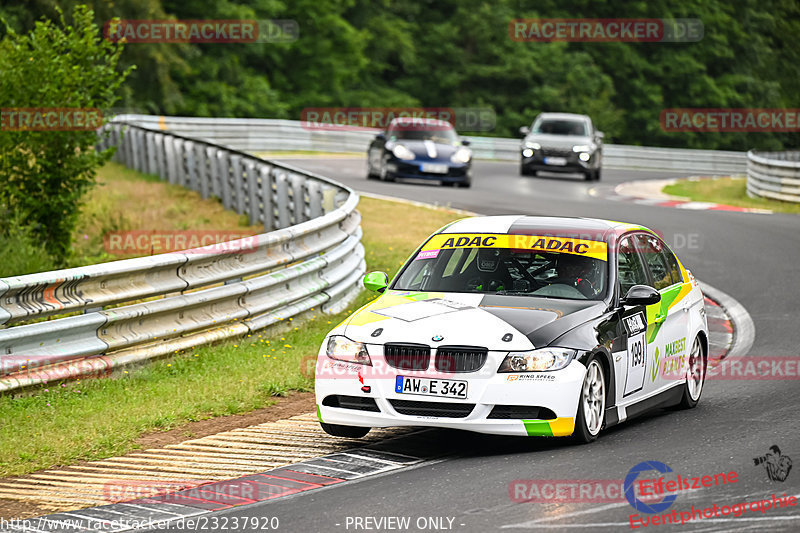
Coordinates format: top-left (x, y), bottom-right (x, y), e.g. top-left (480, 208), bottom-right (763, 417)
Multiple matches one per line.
top-left (432, 335), bottom-right (444, 342)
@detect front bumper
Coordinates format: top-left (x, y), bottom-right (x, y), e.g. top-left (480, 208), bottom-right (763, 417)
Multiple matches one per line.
top-left (386, 159), bottom-right (471, 182)
top-left (315, 355), bottom-right (586, 437)
top-left (521, 150), bottom-right (598, 173)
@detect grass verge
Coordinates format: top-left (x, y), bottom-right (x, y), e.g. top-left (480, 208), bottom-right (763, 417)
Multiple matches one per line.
top-left (0, 188), bottom-right (464, 476)
top-left (663, 176), bottom-right (800, 214)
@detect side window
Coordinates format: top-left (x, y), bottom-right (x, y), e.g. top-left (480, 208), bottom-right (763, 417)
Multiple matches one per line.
top-left (635, 234), bottom-right (673, 290)
top-left (662, 247), bottom-right (683, 285)
top-left (617, 236), bottom-right (648, 295)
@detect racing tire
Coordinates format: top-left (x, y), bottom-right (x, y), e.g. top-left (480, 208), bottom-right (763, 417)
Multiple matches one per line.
top-left (456, 181), bottom-right (471, 188)
top-left (593, 168), bottom-right (601, 181)
top-left (583, 170), bottom-right (595, 181)
top-left (320, 422), bottom-right (371, 438)
top-left (573, 355), bottom-right (606, 444)
top-left (379, 156), bottom-right (396, 182)
top-left (676, 336), bottom-right (706, 409)
top-left (366, 160), bottom-right (378, 180)
top-left (442, 181), bottom-right (456, 187)
top-left (520, 164), bottom-right (536, 176)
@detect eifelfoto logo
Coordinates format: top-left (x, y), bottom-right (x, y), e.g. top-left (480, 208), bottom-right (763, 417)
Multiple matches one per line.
top-left (754, 445), bottom-right (793, 482)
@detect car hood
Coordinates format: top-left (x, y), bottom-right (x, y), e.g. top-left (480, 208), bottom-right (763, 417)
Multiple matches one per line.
top-left (341, 291), bottom-right (604, 351)
top-left (391, 140), bottom-right (459, 160)
top-left (524, 133), bottom-right (594, 149)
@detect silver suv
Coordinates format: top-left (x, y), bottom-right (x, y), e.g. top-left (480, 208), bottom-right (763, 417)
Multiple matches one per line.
top-left (519, 113), bottom-right (603, 181)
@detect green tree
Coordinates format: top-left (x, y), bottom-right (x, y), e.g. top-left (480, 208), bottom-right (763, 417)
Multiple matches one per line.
top-left (0, 5), bottom-right (133, 262)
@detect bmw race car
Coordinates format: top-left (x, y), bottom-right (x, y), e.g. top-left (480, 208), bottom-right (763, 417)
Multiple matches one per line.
top-left (366, 117), bottom-right (473, 187)
top-left (315, 216), bottom-right (708, 443)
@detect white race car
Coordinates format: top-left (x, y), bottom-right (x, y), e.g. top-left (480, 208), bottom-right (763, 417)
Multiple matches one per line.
top-left (315, 216), bottom-right (708, 443)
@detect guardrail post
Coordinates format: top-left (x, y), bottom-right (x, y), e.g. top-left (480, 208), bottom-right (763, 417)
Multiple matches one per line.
top-left (259, 164), bottom-right (274, 231)
top-left (228, 154), bottom-right (242, 212)
top-left (275, 170), bottom-right (290, 229)
top-left (164, 136), bottom-right (177, 183)
top-left (184, 140), bottom-right (196, 190)
top-left (214, 149), bottom-right (228, 202)
top-left (205, 146), bottom-right (218, 199)
top-left (243, 159), bottom-right (257, 222)
top-left (290, 173), bottom-right (305, 224)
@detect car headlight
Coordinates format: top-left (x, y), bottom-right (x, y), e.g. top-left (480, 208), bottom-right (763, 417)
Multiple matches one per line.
top-left (578, 152), bottom-right (591, 162)
top-left (522, 148), bottom-right (533, 157)
top-left (525, 142), bottom-right (541, 150)
top-left (392, 144), bottom-right (415, 160)
top-left (326, 336), bottom-right (372, 365)
top-left (451, 147), bottom-right (472, 164)
top-left (572, 145), bottom-right (592, 153)
top-left (498, 347), bottom-right (577, 372)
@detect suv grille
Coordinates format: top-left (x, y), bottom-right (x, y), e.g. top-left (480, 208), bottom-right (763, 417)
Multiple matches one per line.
top-left (487, 405), bottom-right (557, 419)
top-left (435, 346), bottom-right (488, 373)
top-left (384, 343), bottom-right (431, 371)
top-left (389, 399), bottom-right (475, 418)
top-left (541, 147), bottom-right (572, 157)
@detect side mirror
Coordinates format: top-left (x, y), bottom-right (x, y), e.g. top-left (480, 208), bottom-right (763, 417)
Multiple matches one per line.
top-left (461, 138), bottom-right (471, 146)
top-left (621, 285), bottom-right (661, 306)
top-left (375, 132), bottom-right (386, 141)
top-left (596, 131), bottom-right (605, 140)
top-left (519, 126), bottom-right (530, 136)
top-left (363, 271), bottom-right (389, 293)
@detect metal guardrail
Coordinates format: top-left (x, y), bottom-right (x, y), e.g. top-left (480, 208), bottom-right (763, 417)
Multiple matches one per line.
top-left (0, 120), bottom-right (365, 393)
top-left (746, 150), bottom-right (800, 203)
top-left (116, 114), bottom-right (748, 175)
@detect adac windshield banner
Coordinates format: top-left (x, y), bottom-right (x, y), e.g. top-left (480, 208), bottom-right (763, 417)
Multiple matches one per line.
top-left (421, 233), bottom-right (608, 261)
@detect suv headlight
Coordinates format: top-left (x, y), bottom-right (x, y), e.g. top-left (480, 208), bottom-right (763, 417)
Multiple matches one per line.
top-left (392, 144), bottom-right (415, 160)
top-left (498, 347), bottom-right (576, 372)
top-left (451, 147), bottom-right (472, 164)
top-left (525, 142), bottom-right (541, 150)
top-left (326, 336), bottom-right (372, 365)
top-left (572, 145), bottom-right (592, 153)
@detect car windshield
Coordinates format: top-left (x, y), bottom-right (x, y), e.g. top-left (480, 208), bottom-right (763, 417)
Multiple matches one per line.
top-left (389, 126), bottom-right (458, 144)
top-left (532, 119), bottom-right (587, 136)
top-left (394, 235), bottom-right (608, 300)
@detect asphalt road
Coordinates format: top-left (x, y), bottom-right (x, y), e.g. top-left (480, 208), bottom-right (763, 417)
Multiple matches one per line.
top-left (157, 158), bottom-right (800, 532)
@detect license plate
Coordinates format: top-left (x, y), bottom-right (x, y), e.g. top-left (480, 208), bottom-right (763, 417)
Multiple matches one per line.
top-left (420, 163), bottom-right (449, 174)
top-left (395, 376), bottom-right (468, 399)
top-left (544, 156), bottom-right (567, 166)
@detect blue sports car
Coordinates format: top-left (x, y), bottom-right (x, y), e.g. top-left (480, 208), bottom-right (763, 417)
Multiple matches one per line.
top-left (367, 117), bottom-right (473, 187)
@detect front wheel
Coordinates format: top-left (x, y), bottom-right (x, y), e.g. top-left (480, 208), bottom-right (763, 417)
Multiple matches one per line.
top-left (573, 356), bottom-right (606, 444)
top-left (677, 336), bottom-right (706, 409)
top-left (320, 422), bottom-right (371, 438)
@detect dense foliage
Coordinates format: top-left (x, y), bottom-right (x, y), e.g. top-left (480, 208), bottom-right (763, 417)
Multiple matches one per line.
top-left (0, 6), bottom-right (132, 262)
top-left (1, 0), bottom-right (798, 151)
